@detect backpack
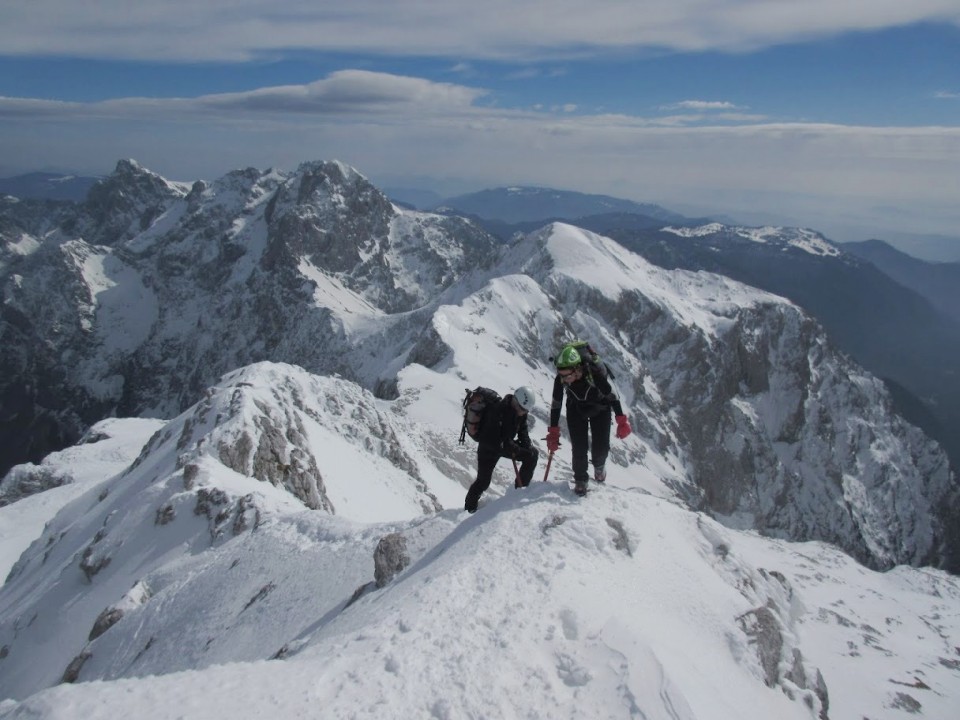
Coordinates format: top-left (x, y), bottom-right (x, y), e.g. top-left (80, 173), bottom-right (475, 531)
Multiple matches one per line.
top-left (562, 340), bottom-right (615, 381)
top-left (459, 387), bottom-right (502, 444)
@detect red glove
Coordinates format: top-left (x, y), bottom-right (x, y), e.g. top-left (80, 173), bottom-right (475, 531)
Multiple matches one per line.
top-left (546, 426), bottom-right (561, 452)
top-left (615, 415), bottom-right (632, 439)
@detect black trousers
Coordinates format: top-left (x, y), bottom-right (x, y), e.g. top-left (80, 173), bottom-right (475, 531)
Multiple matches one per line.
top-left (465, 444), bottom-right (539, 510)
top-left (567, 404), bottom-right (611, 483)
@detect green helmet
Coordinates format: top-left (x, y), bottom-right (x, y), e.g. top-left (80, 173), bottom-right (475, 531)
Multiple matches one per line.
top-left (555, 345), bottom-right (582, 369)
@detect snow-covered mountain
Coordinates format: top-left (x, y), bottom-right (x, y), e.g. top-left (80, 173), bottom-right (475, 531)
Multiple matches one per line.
top-left (0, 159), bottom-right (500, 476)
top-left (495, 223), bottom-right (957, 571)
top-left (2, 160), bottom-right (957, 569)
top-left (1, 364), bottom-right (958, 718)
top-left (2, 158), bottom-right (960, 715)
top-left (567, 217), bottom-right (960, 472)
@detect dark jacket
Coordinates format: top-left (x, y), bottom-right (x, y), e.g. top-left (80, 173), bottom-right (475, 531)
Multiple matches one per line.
top-left (477, 394), bottom-right (532, 455)
top-left (549, 362), bottom-right (624, 425)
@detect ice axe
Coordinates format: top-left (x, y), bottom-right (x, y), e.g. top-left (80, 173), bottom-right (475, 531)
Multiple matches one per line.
top-left (542, 450), bottom-right (555, 482)
top-left (542, 429), bottom-right (560, 482)
top-left (512, 456), bottom-right (521, 489)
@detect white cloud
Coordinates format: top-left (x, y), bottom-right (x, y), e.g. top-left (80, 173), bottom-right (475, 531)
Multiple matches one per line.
top-left (0, 71), bottom-right (489, 121)
top-left (1, 72), bottom-right (957, 242)
top-left (935, 90), bottom-right (960, 99)
top-left (2, 1), bottom-right (959, 61)
top-left (200, 71), bottom-right (489, 115)
top-left (661, 100), bottom-right (742, 111)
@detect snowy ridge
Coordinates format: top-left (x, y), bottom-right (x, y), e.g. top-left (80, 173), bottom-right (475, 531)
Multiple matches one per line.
top-left (663, 223), bottom-right (841, 257)
top-left (527, 222), bottom-right (789, 334)
top-left (0, 419), bottom-right (164, 568)
top-left (2, 427), bottom-right (959, 717)
top-left (0, 362), bottom-right (472, 700)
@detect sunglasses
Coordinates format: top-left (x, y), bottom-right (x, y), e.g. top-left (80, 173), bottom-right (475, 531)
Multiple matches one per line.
top-left (558, 368), bottom-right (578, 378)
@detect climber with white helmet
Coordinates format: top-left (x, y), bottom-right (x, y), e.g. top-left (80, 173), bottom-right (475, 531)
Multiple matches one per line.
top-left (464, 386), bottom-right (539, 513)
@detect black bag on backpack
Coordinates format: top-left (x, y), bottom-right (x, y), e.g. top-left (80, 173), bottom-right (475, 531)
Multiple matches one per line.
top-left (459, 387), bottom-right (501, 444)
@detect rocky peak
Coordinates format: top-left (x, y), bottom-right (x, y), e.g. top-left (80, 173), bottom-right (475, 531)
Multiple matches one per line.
top-left (293, 160), bottom-right (377, 207)
top-left (263, 163), bottom-right (394, 276)
top-left (79, 159), bottom-right (187, 246)
top-left (0, 158), bottom-right (510, 476)
top-left (260, 160), bottom-right (500, 313)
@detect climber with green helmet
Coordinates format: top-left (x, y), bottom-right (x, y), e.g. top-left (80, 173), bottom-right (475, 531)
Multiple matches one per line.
top-left (546, 343), bottom-right (631, 496)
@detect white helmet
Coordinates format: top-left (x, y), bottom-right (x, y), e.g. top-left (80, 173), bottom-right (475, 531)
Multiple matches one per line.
top-left (513, 386), bottom-right (536, 411)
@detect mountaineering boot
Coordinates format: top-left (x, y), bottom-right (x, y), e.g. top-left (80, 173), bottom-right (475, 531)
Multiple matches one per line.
top-left (574, 479), bottom-right (588, 496)
top-left (594, 465), bottom-right (606, 484)
top-left (464, 490), bottom-right (480, 514)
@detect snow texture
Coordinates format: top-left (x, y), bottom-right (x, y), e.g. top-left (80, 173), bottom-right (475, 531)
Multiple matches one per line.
top-left (1, 394), bottom-right (958, 718)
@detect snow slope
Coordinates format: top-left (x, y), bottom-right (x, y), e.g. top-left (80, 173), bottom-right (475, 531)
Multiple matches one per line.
top-left (0, 418), bottom-right (163, 579)
top-left (2, 475), bottom-right (957, 719)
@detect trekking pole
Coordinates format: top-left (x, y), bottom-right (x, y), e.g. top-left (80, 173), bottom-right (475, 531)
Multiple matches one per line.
top-left (512, 457), bottom-right (521, 489)
top-left (542, 450), bottom-right (554, 482)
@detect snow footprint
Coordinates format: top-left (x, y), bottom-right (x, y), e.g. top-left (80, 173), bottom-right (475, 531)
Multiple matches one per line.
top-left (555, 652), bottom-right (593, 687)
top-left (559, 608), bottom-right (579, 641)
top-left (551, 609), bottom-right (592, 686)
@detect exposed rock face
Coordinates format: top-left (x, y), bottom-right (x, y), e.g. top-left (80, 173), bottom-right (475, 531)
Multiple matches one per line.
top-left (61, 651), bottom-right (92, 684)
top-left (89, 608), bottom-right (125, 641)
top-left (374, 533), bottom-right (410, 588)
top-left (79, 159), bottom-right (186, 247)
top-left (737, 603), bottom-right (829, 719)
top-left (696, 518), bottom-right (830, 718)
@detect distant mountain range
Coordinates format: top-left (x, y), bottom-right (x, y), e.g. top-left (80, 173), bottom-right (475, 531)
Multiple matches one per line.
top-left (408, 185), bottom-right (693, 225)
top-left (843, 239), bottom-right (960, 326)
top-left (855, 231), bottom-right (960, 263)
top-left (0, 172), bottom-right (102, 202)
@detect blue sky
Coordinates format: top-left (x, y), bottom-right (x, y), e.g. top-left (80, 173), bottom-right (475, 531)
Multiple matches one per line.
top-left (1, 1), bottom-right (958, 252)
